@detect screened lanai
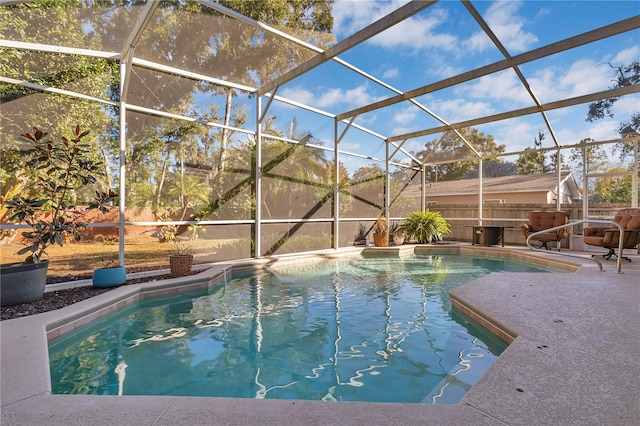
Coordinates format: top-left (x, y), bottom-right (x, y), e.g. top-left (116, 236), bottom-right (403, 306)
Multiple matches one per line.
top-left (1, 0), bottom-right (639, 271)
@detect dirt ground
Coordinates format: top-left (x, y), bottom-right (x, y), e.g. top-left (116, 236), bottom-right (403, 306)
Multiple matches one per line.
top-left (0, 265), bottom-right (200, 321)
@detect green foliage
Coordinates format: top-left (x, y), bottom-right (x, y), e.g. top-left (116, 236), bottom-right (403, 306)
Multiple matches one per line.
top-left (354, 223), bottom-right (368, 242)
top-left (586, 61), bottom-right (639, 161)
top-left (591, 169), bottom-right (633, 203)
top-left (215, 237), bottom-right (253, 260)
top-left (514, 131), bottom-right (565, 174)
top-left (417, 128), bottom-right (506, 182)
top-left (170, 241), bottom-right (193, 256)
top-left (4, 126), bottom-right (117, 263)
top-left (463, 160), bottom-right (517, 178)
top-left (389, 221), bottom-right (404, 237)
top-left (399, 211), bottom-right (451, 244)
top-left (569, 138), bottom-right (609, 173)
top-left (587, 62), bottom-right (639, 122)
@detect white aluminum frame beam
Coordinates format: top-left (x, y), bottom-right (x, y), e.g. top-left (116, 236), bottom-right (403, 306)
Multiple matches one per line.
top-left (0, 76), bottom-right (118, 106)
top-left (337, 16), bottom-right (640, 122)
top-left (0, 39), bottom-right (119, 59)
top-left (258, 0), bottom-right (437, 95)
top-left (462, 0), bottom-right (560, 148)
top-left (120, 0), bottom-right (159, 102)
top-left (203, 0), bottom-right (468, 158)
top-left (389, 85), bottom-right (639, 142)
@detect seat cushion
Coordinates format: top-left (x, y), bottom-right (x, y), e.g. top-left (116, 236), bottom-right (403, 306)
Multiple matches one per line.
top-left (527, 211), bottom-right (569, 232)
top-left (584, 208), bottom-right (640, 249)
top-left (583, 235), bottom-right (604, 247)
top-left (534, 231), bottom-right (565, 242)
top-left (614, 209), bottom-right (640, 230)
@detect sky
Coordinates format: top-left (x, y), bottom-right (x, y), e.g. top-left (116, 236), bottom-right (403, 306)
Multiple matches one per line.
top-left (265, 0), bottom-right (640, 169)
top-left (7, 0), bottom-right (636, 174)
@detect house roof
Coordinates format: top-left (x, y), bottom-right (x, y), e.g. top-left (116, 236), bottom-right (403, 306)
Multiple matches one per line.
top-left (404, 172), bottom-right (581, 198)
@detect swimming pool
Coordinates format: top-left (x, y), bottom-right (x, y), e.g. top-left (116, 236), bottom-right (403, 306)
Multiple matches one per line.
top-left (48, 253), bottom-right (564, 403)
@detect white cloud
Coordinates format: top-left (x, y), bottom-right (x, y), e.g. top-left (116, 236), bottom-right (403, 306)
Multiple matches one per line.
top-left (382, 68), bottom-right (399, 79)
top-left (279, 86), bottom-right (316, 106)
top-left (465, 31), bottom-right (492, 54)
top-left (316, 88), bottom-right (346, 108)
top-left (613, 94), bottom-right (640, 117)
top-left (280, 84), bottom-right (382, 110)
top-left (612, 46), bottom-right (640, 65)
top-left (489, 119), bottom-right (538, 152)
top-left (525, 58), bottom-right (613, 103)
top-left (430, 98), bottom-right (496, 123)
top-left (339, 140), bottom-right (362, 153)
top-left (369, 10), bottom-right (458, 52)
top-left (332, 0), bottom-right (407, 38)
top-left (558, 60), bottom-right (612, 97)
top-left (429, 63), bottom-right (463, 79)
top-left (390, 125), bottom-right (418, 137)
top-left (461, 69), bottom-right (531, 106)
top-left (585, 120), bottom-right (620, 142)
top-left (554, 127), bottom-right (581, 147)
top-left (333, 1), bottom-right (457, 53)
top-left (393, 106), bottom-right (418, 125)
top-left (485, 1), bottom-right (538, 52)
top-left (464, 0), bottom-right (538, 54)
top-left (353, 113), bottom-right (379, 128)
top-left (401, 139), bottom-right (427, 156)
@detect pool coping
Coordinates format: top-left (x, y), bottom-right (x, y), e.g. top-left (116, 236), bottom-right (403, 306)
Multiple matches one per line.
top-left (2, 244), bottom-right (639, 425)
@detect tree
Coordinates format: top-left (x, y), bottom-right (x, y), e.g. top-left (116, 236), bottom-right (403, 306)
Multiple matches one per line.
top-left (416, 128), bottom-right (505, 181)
top-left (516, 131), bottom-right (553, 174)
top-left (260, 118), bottom-right (331, 219)
top-left (586, 61), bottom-right (640, 161)
top-left (1, 0), bottom-right (337, 238)
top-left (83, 0), bottom-right (335, 219)
top-left (1, 3), bottom-right (118, 229)
top-left (591, 168), bottom-right (633, 203)
top-left (463, 160), bottom-right (517, 178)
top-left (568, 138), bottom-right (609, 188)
top-left (198, 1), bottom-right (335, 174)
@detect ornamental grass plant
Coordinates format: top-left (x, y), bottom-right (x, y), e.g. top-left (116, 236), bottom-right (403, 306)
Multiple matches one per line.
top-left (399, 210), bottom-right (451, 244)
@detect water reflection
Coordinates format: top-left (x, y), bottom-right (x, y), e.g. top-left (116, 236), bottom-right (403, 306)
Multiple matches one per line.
top-left (49, 254), bottom-right (517, 402)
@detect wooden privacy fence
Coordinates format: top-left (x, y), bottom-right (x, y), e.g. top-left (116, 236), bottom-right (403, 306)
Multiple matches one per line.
top-left (424, 203), bottom-right (631, 247)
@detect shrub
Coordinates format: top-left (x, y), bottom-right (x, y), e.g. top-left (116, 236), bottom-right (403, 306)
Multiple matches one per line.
top-left (399, 210), bottom-right (451, 244)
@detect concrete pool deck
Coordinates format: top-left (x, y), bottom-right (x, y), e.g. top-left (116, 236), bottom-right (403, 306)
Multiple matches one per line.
top-left (1, 245), bottom-right (639, 425)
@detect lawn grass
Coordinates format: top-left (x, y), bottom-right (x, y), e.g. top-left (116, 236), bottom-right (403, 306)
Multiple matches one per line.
top-left (0, 235), bottom-right (231, 277)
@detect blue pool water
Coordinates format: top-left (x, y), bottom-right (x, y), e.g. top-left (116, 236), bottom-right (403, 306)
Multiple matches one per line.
top-left (49, 253), bottom-right (562, 403)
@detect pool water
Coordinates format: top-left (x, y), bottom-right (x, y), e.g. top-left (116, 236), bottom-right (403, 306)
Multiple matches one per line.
top-left (49, 253), bottom-right (561, 403)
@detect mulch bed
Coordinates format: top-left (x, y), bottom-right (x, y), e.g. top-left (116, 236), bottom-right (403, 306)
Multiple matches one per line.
top-left (1, 266), bottom-right (199, 321)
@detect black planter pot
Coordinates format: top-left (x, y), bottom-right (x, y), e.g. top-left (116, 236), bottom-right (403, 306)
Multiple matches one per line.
top-left (0, 260), bottom-right (48, 307)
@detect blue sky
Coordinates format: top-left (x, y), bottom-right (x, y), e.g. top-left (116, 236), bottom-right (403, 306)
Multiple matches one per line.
top-left (264, 0), bottom-right (639, 167)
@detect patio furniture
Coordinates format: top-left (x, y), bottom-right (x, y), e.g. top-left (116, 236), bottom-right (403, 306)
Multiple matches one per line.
top-left (583, 208), bottom-right (640, 261)
top-left (521, 211), bottom-right (570, 250)
top-left (470, 225), bottom-right (506, 247)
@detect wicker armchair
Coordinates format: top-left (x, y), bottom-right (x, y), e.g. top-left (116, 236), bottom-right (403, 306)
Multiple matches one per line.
top-left (583, 208), bottom-right (640, 261)
top-left (521, 211), bottom-right (570, 250)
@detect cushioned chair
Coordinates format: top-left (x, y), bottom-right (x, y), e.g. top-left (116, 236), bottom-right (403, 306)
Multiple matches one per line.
top-left (521, 211), bottom-right (570, 250)
top-left (583, 208), bottom-right (640, 261)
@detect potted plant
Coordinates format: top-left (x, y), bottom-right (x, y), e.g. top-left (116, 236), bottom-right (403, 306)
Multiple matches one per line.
top-left (389, 221), bottom-right (405, 246)
top-left (157, 214), bottom-right (195, 278)
top-left (372, 213), bottom-right (389, 247)
top-left (399, 210), bottom-right (451, 244)
top-left (1, 126), bottom-right (116, 306)
top-left (92, 260), bottom-right (126, 288)
top-left (169, 241), bottom-right (193, 278)
top-left (353, 223), bottom-right (368, 246)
